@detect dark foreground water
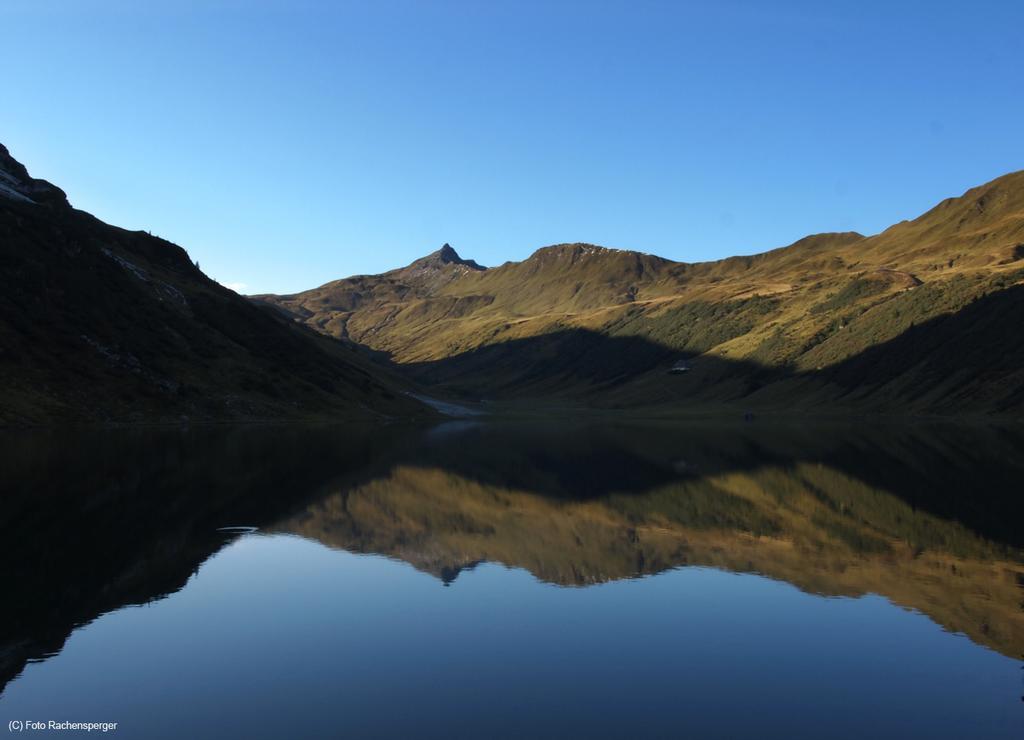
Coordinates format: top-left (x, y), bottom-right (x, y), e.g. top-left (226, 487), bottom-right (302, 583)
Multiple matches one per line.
top-left (1, 420), bottom-right (1022, 738)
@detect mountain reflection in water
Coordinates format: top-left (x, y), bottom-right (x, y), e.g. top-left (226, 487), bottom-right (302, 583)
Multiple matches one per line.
top-left (2, 419), bottom-right (1023, 733)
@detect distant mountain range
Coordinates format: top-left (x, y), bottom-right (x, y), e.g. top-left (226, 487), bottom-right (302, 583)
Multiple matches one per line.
top-left (3, 140), bottom-right (1023, 422)
top-left (258, 172), bottom-right (1024, 415)
top-left (0, 144), bottom-right (427, 424)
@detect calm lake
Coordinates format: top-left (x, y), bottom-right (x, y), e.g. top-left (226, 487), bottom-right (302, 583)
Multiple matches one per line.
top-left (2, 420), bottom-right (1022, 738)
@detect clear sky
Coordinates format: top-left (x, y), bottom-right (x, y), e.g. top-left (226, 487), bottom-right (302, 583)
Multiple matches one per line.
top-left (3, 1), bottom-right (1022, 294)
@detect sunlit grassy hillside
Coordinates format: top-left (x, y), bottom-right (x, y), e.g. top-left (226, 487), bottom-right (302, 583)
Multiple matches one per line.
top-left (259, 171), bottom-right (1024, 414)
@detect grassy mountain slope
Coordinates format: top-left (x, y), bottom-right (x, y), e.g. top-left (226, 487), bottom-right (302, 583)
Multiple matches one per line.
top-left (0, 144), bottom-right (426, 424)
top-left (259, 172), bottom-right (1024, 414)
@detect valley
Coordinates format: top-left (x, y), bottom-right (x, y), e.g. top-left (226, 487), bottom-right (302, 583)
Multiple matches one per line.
top-left (3, 138), bottom-right (1023, 423)
top-left (258, 173), bottom-right (1024, 416)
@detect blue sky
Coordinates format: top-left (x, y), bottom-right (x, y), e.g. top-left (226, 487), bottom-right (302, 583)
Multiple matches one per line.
top-left (3, 1), bottom-right (1022, 294)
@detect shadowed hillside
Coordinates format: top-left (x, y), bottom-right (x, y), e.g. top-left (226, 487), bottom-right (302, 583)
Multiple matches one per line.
top-left (258, 172), bottom-right (1024, 415)
top-left (375, 281), bottom-right (1024, 415)
top-left (0, 144), bottom-right (427, 424)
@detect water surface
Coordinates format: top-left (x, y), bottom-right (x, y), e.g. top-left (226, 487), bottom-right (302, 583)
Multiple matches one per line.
top-left (2, 421), bottom-right (1022, 738)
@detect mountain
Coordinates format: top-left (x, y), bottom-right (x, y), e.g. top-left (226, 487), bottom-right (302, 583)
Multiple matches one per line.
top-left (258, 173), bottom-right (1024, 415)
top-left (0, 144), bottom-right (427, 424)
top-left (254, 243), bottom-right (487, 340)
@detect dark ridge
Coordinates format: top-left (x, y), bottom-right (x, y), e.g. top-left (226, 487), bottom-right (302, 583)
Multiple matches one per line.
top-left (0, 144), bottom-right (68, 207)
top-left (0, 142), bottom-right (426, 424)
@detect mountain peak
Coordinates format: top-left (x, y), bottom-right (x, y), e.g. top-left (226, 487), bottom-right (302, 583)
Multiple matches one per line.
top-left (413, 243), bottom-right (485, 271)
top-left (0, 143), bottom-right (69, 207)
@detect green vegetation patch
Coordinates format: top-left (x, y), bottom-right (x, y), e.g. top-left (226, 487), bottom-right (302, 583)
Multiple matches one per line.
top-left (810, 277), bottom-right (889, 315)
top-left (617, 295), bottom-right (780, 354)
